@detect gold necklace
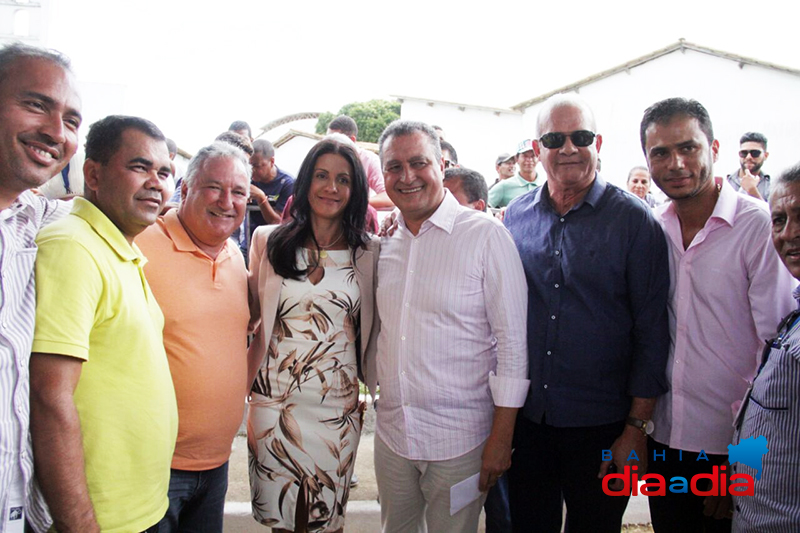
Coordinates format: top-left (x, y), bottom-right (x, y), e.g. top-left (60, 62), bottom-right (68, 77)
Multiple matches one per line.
top-left (317, 232), bottom-right (343, 259)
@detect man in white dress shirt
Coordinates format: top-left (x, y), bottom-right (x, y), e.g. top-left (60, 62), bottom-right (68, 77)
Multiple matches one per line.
top-left (373, 120), bottom-right (530, 532)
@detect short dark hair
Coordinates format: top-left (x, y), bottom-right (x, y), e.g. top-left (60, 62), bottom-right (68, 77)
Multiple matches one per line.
top-left (85, 115), bottom-right (165, 164)
top-left (252, 139), bottom-right (275, 159)
top-left (165, 138), bottom-right (177, 157)
top-left (228, 120), bottom-right (252, 138)
top-left (328, 115), bottom-right (358, 138)
top-left (640, 98), bottom-right (714, 153)
top-left (627, 166), bottom-right (649, 183)
top-left (0, 42), bottom-right (71, 84)
top-left (379, 120), bottom-right (441, 163)
top-left (739, 132), bottom-right (768, 150)
top-left (440, 140), bottom-right (458, 164)
top-left (215, 131), bottom-right (254, 156)
top-left (267, 139), bottom-right (370, 280)
top-left (444, 168), bottom-right (488, 210)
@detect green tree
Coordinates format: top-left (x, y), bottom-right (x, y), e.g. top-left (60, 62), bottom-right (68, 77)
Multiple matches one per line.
top-left (315, 99), bottom-right (401, 143)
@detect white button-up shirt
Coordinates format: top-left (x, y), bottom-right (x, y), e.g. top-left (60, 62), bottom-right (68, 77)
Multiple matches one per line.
top-left (376, 192), bottom-right (530, 461)
top-left (0, 192), bottom-right (68, 530)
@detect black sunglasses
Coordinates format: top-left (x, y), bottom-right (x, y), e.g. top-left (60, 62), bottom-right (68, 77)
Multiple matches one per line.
top-left (539, 130), bottom-right (596, 149)
top-left (739, 149), bottom-right (762, 158)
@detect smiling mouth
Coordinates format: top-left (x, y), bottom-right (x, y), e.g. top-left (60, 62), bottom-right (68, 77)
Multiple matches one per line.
top-left (398, 186), bottom-right (423, 194)
top-left (209, 211), bottom-right (235, 218)
top-left (25, 143), bottom-right (59, 164)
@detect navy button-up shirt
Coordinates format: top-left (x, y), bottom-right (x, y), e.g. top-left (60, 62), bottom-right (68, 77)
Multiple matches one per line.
top-left (504, 176), bottom-right (670, 427)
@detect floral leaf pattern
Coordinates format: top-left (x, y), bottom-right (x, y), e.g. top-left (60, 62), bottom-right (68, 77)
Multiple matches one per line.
top-left (248, 249), bottom-right (362, 532)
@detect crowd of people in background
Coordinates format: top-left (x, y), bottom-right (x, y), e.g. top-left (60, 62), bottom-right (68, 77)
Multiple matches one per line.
top-left (1, 40), bottom-right (799, 533)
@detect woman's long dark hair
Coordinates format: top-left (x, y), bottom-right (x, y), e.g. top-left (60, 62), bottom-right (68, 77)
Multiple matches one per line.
top-left (267, 139), bottom-right (370, 279)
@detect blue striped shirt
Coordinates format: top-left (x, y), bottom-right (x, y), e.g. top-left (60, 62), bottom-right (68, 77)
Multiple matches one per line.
top-left (732, 286), bottom-right (800, 532)
top-left (0, 192), bottom-right (68, 531)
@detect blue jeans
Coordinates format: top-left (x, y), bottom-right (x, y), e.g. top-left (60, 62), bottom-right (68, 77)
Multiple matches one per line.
top-left (484, 475), bottom-right (512, 532)
top-left (157, 462), bottom-right (229, 533)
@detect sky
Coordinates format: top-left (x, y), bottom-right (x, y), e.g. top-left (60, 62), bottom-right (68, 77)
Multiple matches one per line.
top-left (44, 0), bottom-right (800, 153)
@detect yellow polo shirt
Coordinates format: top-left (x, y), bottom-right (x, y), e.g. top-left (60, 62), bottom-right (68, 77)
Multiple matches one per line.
top-left (137, 210), bottom-right (249, 471)
top-left (33, 198), bottom-right (178, 533)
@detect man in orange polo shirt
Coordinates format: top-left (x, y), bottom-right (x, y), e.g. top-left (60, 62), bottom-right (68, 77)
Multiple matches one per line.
top-left (137, 141), bottom-right (252, 531)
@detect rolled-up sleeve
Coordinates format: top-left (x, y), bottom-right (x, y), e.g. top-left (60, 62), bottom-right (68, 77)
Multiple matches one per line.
top-left (483, 222), bottom-right (530, 407)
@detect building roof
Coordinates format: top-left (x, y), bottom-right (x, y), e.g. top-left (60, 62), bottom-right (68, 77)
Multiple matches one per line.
top-left (511, 39), bottom-right (800, 111)
top-left (257, 112), bottom-right (321, 137)
top-left (391, 95), bottom-right (522, 116)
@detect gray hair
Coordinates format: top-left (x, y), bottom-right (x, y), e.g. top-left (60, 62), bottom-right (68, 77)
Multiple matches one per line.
top-left (535, 93), bottom-right (597, 138)
top-left (378, 120), bottom-right (441, 163)
top-left (0, 42), bottom-right (72, 83)
top-left (183, 141), bottom-right (252, 189)
top-left (775, 162), bottom-right (800, 188)
top-left (252, 139), bottom-right (275, 159)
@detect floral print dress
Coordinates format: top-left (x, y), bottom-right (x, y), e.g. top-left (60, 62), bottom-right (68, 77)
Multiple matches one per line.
top-left (248, 249), bottom-right (362, 532)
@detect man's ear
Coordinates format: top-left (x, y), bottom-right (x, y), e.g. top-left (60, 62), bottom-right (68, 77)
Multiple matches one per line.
top-left (532, 141), bottom-right (541, 158)
top-left (83, 159), bottom-right (101, 193)
top-left (711, 139), bottom-right (720, 163)
top-left (475, 199), bottom-right (487, 212)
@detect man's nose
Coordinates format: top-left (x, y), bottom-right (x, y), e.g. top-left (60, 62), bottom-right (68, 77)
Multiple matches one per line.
top-left (40, 113), bottom-right (67, 145)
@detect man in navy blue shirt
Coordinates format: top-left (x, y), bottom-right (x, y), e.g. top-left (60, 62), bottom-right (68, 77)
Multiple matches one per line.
top-left (504, 94), bottom-right (670, 533)
top-left (248, 139), bottom-right (294, 236)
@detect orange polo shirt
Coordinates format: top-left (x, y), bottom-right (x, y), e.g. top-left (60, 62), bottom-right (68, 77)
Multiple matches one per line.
top-left (137, 210), bottom-right (250, 471)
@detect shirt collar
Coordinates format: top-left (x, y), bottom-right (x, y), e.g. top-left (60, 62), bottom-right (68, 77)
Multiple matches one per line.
top-left (397, 189), bottom-right (459, 236)
top-left (534, 173), bottom-right (606, 211)
top-left (71, 197), bottom-right (144, 263)
top-left (0, 190), bottom-right (38, 222)
top-left (708, 177), bottom-right (737, 227)
top-left (514, 172), bottom-right (539, 187)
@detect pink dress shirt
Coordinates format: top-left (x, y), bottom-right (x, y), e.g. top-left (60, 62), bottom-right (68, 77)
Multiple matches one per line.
top-left (651, 179), bottom-right (797, 454)
top-left (359, 149), bottom-right (386, 194)
top-left (375, 191), bottom-right (530, 461)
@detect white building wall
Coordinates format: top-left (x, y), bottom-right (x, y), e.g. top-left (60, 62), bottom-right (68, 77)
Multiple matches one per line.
top-left (521, 49), bottom-right (800, 192)
top-left (274, 136), bottom-right (318, 178)
top-left (399, 100), bottom-right (525, 183)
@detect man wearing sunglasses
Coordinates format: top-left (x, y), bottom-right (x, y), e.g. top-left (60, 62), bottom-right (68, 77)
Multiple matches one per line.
top-left (504, 94), bottom-right (670, 533)
top-left (726, 132), bottom-right (771, 202)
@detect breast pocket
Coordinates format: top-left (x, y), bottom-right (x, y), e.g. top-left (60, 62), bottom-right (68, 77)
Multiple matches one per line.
top-left (6, 247), bottom-right (37, 308)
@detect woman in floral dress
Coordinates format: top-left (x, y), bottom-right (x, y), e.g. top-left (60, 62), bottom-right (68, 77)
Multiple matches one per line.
top-left (247, 138), bottom-right (379, 533)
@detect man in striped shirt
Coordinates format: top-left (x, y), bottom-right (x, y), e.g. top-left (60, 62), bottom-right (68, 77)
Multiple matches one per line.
top-left (373, 120), bottom-right (530, 532)
top-left (0, 43), bottom-right (80, 533)
top-left (732, 162), bottom-right (800, 532)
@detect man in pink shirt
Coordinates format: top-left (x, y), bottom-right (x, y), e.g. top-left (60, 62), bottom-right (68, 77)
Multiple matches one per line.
top-left (640, 98), bottom-right (796, 532)
top-left (327, 115), bottom-right (394, 209)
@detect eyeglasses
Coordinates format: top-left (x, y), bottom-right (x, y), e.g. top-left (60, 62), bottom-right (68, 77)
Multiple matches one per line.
top-left (444, 159), bottom-right (455, 169)
top-left (739, 149), bottom-right (762, 158)
top-left (538, 130), bottom-right (596, 149)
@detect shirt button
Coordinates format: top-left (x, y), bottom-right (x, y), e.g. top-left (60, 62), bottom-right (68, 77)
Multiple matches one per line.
top-left (405, 302), bottom-right (410, 307)
top-left (550, 315), bottom-right (556, 320)
top-left (409, 270), bottom-right (414, 274)
top-left (554, 283), bottom-right (559, 288)
top-left (547, 351), bottom-right (552, 355)
top-left (401, 336), bottom-right (406, 341)
top-left (543, 384), bottom-right (548, 389)
top-left (401, 371), bottom-right (406, 376)
top-left (559, 218), bottom-right (565, 222)
top-left (555, 250), bottom-right (561, 256)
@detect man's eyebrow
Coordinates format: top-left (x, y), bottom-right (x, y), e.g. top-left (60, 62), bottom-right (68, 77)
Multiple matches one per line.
top-left (129, 157), bottom-right (154, 167)
top-left (676, 140), bottom-right (698, 149)
top-left (23, 91), bottom-right (83, 122)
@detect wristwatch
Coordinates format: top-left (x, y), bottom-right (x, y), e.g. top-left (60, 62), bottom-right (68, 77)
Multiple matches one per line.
top-left (626, 416), bottom-right (655, 436)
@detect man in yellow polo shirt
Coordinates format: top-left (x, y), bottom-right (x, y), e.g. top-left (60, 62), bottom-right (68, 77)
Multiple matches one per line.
top-left (30, 115), bottom-right (178, 533)
top-left (136, 141), bottom-right (252, 531)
